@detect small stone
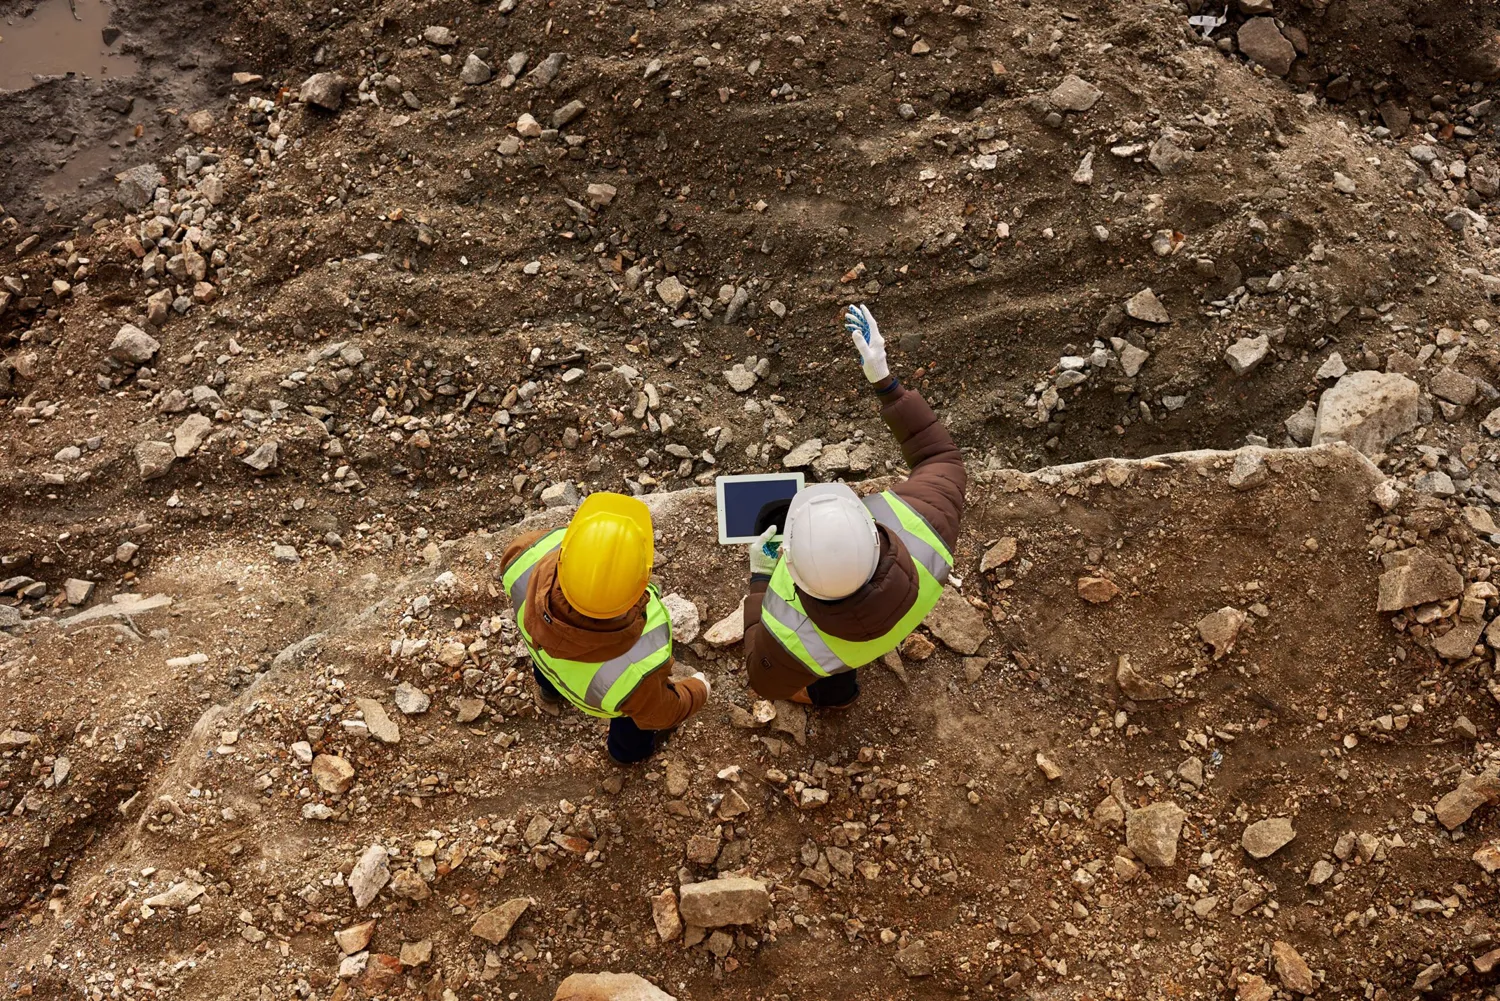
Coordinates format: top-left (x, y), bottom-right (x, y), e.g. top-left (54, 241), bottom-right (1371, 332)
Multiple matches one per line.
top-left (515, 113), bottom-right (543, 138)
top-left (1125, 288), bottom-right (1171, 324)
top-left (242, 440), bottom-right (280, 473)
top-left (1432, 366), bottom-right (1479, 406)
top-left (704, 600), bottom-right (746, 647)
top-left (355, 698), bottom-right (400, 744)
top-left (1118, 342), bottom-right (1150, 377)
top-left (656, 276), bottom-right (687, 308)
top-left (470, 898), bottom-right (531, 943)
top-left (349, 845), bottom-right (391, 909)
top-left (922, 587), bottom-right (989, 654)
top-left (1225, 335), bottom-right (1270, 376)
top-left (134, 440), bottom-right (176, 481)
top-left (677, 878), bottom-right (771, 927)
top-left (1271, 940), bottom-right (1315, 995)
top-left (1148, 135), bottom-right (1195, 175)
top-left (1238, 18), bottom-right (1296, 76)
top-left (460, 53), bottom-right (492, 85)
top-left (335, 920), bottom-right (375, 955)
top-left (299, 72), bottom-right (348, 111)
top-left (1197, 606), bottom-right (1248, 659)
top-left (1434, 768), bottom-right (1500, 829)
top-left (586, 182), bottom-right (617, 208)
top-left (311, 754), bottom-right (356, 794)
top-left (108, 324), bottom-right (160, 365)
top-left (723, 364), bottom-right (758, 393)
top-left (393, 682), bottom-right (431, 715)
top-left (980, 537), bottom-right (1017, 572)
top-left (542, 481), bottom-right (580, 508)
top-left (1236, 974), bottom-right (1275, 1001)
top-left (399, 939), bottom-right (432, 967)
top-left (552, 99), bottom-right (586, 128)
top-left (1126, 800), bottom-right (1187, 868)
top-left (1315, 353), bottom-right (1347, 380)
top-left (1307, 859), bottom-right (1335, 887)
top-left (660, 593), bottom-right (700, 644)
top-left (272, 544), bottom-right (300, 564)
top-left (1072, 151), bottom-right (1094, 185)
top-left (390, 869), bottom-right (431, 901)
top-left (1242, 817), bottom-right (1296, 859)
top-left (1332, 171), bottom-right (1356, 194)
top-left (63, 579), bottom-right (95, 606)
top-left (1116, 654), bottom-right (1171, 701)
top-left (1077, 576), bottom-right (1120, 604)
top-left (1178, 756), bottom-right (1204, 788)
top-left (894, 939), bottom-right (934, 978)
top-left (173, 414), bottom-right (213, 457)
top-left (422, 25), bottom-right (456, 46)
top-left (781, 438), bottom-right (823, 469)
top-left (113, 163), bottom-right (163, 208)
top-left (1048, 74), bottom-right (1102, 112)
top-left (1226, 451), bottom-right (1268, 490)
top-left (651, 890), bottom-right (682, 942)
top-left (1036, 752), bottom-right (1063, 781)
top-left (144, 881), bottom-right (206, 909)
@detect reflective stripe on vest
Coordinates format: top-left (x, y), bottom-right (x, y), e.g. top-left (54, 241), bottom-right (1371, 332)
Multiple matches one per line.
top-left (761, 490), bottom-right (954, 677)
top-left (500, 530), bottom-right (673, 718)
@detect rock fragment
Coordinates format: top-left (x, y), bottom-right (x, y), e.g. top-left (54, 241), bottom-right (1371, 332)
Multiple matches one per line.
top-left (299, 73), bottom-right (348, 110)
top-left (1434, 768), bottom-right (1500, 829)
top-left (923, 587), bottom-right (989, 655)
top-left (555, 973), bottom-right (677, 1001)
top-left (311, 754), bottom-right (356, 794)
top-left (1197, 606), bottom-right (1248, 659)
top-left (677, 878), bottom-right (771, 927)
top-left (335, 921), bottom-right (375, 954)
top-left (355, 698), bottom-right (401, 743)
top-left (144, 881), bottom-right (206, 909)
top-left (651, 890), bottom-right (682, 942)
top-left (1271, 940), bottom-right (1315, 995)
top-left (1312, 371), bottom-right (1419, 456)
top-left (1125, 288), bottom-right (1170, 324)
top-left (1242, 817), bottom-right (1296, 859)
top-left (1376, 551), bottom-right (1462, 612)
top-left (1238, 18), bottom-right (1296, 76)
top-left (1077, 577), bottom-right (1120, 604)
top-left (134, 440), bottom-right (176, 481)
top-left (350, 845), bottom-right (391, 909)
top-left (1224, 335), bottom-right (1269, 376)
top-left (471, 898), bottom-right (532, 943)
top-left (1116, 654), bottom-right (1171, 701)
top-left (109, 325), bottom-right (160, 365)
top-left (1048, 74), bottom-right (1102, 112)
top-left (1126, 800), bottom-right (1187, 868)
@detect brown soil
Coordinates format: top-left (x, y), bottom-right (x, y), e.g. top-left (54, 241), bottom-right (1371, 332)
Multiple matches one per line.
top-left (2, 0), bottom-right (1500, 997)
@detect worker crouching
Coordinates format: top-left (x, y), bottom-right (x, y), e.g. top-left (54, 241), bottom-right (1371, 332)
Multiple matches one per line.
top-left (500, 492), bottom-right (710, 764)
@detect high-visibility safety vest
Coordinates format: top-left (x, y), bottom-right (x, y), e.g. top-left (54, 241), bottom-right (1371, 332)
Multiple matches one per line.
top-left (501, 529), bottom-right (673, 718)
top-left (761, 491), bottom-right (954, 677)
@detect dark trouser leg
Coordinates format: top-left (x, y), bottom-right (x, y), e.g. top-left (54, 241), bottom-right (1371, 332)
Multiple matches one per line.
top-left (532, 666), bottom-right (562, 701)
top-left (607, 715), bottom-right (660, 764)
top-left (807, 671), bottom-right (860, 708)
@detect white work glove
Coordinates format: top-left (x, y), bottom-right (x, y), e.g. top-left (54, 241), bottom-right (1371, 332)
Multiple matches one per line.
top-left (687, 671), bottom-right (712, 699)
top-left (748, 525), bottom-right (780, 576)
top-left (844, 303), bottom-right (890, 384)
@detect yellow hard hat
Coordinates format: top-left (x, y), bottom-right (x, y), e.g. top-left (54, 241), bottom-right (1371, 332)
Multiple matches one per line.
top-left (558, 492), bottom-right (654, 619)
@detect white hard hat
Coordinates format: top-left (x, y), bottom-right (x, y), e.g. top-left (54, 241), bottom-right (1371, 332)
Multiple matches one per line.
top-left (782, 483), bottom-right (879, 601)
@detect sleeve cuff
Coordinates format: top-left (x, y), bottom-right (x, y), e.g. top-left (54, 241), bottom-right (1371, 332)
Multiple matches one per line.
top-left (874, 376), bottom-right (901, 396)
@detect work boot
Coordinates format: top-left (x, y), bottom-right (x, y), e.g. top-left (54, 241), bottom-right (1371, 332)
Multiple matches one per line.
top-left (534, 686), bottom-right (563, 717)
top-left (789, 687), bottom-right (858, 710)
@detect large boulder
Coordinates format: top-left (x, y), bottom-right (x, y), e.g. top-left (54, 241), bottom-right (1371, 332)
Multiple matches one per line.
top-left (1237, 18), bottom-right (1296, 76)
top-left (554, 973), bottom-right (677, 1001)
top-left (1311, 371), bottom-right (1419, 456)
top-left (676, 878), bottom-right (770, 927)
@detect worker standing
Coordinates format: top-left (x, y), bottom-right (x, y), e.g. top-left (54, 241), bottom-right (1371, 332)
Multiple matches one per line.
top-left (743, 305), bottom-right (967, 708)
top-left (500, 492), bottom-right (710, 763)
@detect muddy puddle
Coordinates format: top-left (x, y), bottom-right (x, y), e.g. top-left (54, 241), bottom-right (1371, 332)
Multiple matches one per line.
top-left (0, 0), bottom-right (137, 92)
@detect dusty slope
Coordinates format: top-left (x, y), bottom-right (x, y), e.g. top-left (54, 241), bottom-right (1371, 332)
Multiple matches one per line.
top-left (1, 443), bottom-right (1497, 1000)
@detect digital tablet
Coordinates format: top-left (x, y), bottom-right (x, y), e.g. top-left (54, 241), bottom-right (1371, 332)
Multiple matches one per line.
top-left (715, 473), bottom-right (805, 545)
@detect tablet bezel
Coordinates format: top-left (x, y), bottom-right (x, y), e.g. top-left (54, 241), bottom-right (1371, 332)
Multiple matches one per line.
top-left (715, 472), bottom-right (806, 545)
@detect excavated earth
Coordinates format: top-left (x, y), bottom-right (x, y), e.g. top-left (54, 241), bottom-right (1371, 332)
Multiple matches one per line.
top-left (3, 0), bottom-right (1500, 997)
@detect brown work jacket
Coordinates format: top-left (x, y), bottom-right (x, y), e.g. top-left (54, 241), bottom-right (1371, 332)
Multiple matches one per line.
top-left (500, 531), bottom-right (708, 730)
top-left (744, 379), bottom-right (967, 699)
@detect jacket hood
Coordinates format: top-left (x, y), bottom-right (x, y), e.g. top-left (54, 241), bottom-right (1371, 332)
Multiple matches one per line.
top-left (798, 527), bottom-right (918, 641)
top-left (524, 552), bottom-right (646, 662)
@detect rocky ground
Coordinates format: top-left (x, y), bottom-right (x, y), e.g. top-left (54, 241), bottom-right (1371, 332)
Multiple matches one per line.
top-left (3, 0), bottom-right (1500, 998)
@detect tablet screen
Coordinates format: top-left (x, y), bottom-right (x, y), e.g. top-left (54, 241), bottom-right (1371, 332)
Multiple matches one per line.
top-left (717, 475), bottom-right (803, 543)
